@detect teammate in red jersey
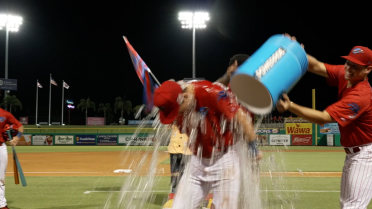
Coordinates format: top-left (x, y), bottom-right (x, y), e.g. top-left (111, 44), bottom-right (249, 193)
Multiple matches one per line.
top-left (0, 107), bottom-right (24, 209)
top-left (154, 80), bottom-right (256, 209)
top-left (277, 37), bottom-right (372, 209)
top-left (216, 53), bottom-right (263, 161)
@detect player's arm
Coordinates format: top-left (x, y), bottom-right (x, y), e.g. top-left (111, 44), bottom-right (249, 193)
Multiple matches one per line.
top-left (277, 94), bottom-right (334, 125)
top-left (7, 111), bottom-right (24, 146)
top-left (307, 54), bottom-right (328, 78)
top-left (216, 60), bottom-right (238, 86)
top-left (9, 125), bottom-right (23, 146)
top-left (235, 108), bottom-right (256, 142)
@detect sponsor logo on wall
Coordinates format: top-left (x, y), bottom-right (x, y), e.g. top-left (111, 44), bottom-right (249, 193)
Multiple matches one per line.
top-left (319, 123), bottom-right (340, 134)
top-left (118, 134), bottom-right (154, 146)
top-left (97, 135), bottom-right (118, 145)
top-left (269, 134), bottom-right (291, 145)
top-left (55, 135), bottom-right (74, 145)
top-left (75, 135), bottom-right (96, 145)
top-left (257, 128), bottom-right (279, 134)
top-left (291, 134), bottom-right (312, 145)
top-left (32, 135), bottom-right (53, 146)
top-left (285, 123), bottom-right (312, 135)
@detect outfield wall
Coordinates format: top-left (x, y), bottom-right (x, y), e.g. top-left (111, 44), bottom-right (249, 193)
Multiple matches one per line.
top-left (20, 124), bottom-right (341, 146)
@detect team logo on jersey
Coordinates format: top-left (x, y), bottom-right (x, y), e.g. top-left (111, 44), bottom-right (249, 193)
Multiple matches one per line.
top-left (0, 117), bottom-right (5, 122)
top-left (217, 91), bottom-right (228, 101)
top-left (199, 107), bottom-right (208, 115)
top-left (352, 48), bottom-right (364, 54)
top-left (347, 103), bottom-right (360, 118)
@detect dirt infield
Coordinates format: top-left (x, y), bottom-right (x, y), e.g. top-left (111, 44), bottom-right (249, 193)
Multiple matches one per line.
top-left (6, 150), bottom-right (341, 177)
top-left (6, 151), bottom-right (171, 177)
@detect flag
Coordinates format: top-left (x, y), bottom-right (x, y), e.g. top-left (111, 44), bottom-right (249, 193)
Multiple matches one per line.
top-left (63, 81), bottom-right (70, 89)
top-left (123, 36), bottom-right (158, 112)
top-left (50, 78), bottom-right (57, 86)
top-left (143, 70), bottom-right (157, 112)
top-left (37, 81), bottom-right (43, 88)
top-left (123, 36), bottom-right (150, 85)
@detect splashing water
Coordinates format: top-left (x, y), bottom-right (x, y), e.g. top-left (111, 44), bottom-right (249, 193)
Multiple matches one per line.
top-left (108, 101), bottom-right (295, 208)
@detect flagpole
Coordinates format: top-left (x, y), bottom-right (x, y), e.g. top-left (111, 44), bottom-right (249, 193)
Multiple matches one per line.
top-left (147, 70), bottom-right (161, 86)
top-left (61, 80), bottom-right (64, 125)
top-left (35, 80), bottom-right (39, 125)
top-left (48, 74), bottom-right (52, 126)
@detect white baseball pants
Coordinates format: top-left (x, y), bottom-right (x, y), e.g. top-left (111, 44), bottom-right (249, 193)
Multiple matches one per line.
top-left (0, 143), bottom-right (8, 208)
top-left (172, 147), bottom-right (240, 209)
top-left (340, 143), bottom-right (372, 209)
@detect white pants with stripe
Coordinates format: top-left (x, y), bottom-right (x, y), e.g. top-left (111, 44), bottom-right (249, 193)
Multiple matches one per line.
top-left (172, 147), bottom-right (240, 209)
top-left (0, 143), bottom-right (8, 208)
top-left (340, 143), bottom-right (372, 209)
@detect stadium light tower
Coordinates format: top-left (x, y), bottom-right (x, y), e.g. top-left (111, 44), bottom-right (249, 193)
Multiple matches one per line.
top-left (178, 11), bottom-right (209, 79)
top-left (0, 14), bottom-right (23, 97)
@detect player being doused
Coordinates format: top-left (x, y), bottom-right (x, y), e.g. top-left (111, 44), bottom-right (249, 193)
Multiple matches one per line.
top-left (154, 79), bottom-right (256, 209)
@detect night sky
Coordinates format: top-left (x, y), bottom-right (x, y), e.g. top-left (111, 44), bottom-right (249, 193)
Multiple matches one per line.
top-left (0, 0), bottom-right (371, 124)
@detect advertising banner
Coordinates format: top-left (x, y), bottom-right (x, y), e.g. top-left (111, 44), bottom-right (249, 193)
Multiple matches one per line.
top-left (269, 134), bottom-right (291, 145)
top-left (128, 120), bottom-right (153, 125)
top-left (257, 135), bottom-right (269, 145)
top-left (320, 123), bottom-right (340, 134)
top-left (118, 134), bottom-right (154, 146)
top-left (291, 134), bottom-right (312, 145)
top-left (55, 135), bottom-right (74, 145)
top-left (285, 123), bottom-right (312, 135)
top-left (327, 134), bottom-right (334, 146)
top-left (0, 78), bottom-right (17, 90)
top-left (18, 134), bottom-right (32, 146)
top-left (256, 128), bottom-right (279, 134)
top-left (75, 134), bottom-right (96, 145)
top-left (32, 135), bottom-right (53, 145)
top-left (97, 135), bottom-right (118, 145)
top-left (86, 117), bottom-right (105, 125)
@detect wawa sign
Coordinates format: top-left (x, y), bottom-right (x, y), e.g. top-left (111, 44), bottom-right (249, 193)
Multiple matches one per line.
top-left (285, 123), bottom-right (312, 135)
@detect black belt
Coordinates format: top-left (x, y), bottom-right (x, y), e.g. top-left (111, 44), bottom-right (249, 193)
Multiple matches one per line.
top-left (344, 147), bottom-right (361, 154)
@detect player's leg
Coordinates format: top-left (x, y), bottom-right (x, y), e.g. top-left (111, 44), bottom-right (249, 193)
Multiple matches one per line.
top-left (170, 153), bottom-right (182, 193)
top-left (172, 155), bottom-right (209, 209)
top-left (0, 144), bottom-right (8, 208)
top-left (340, 145), bottom-right (372, 209)
top-left (209, 148), bottom-right (240, 209)
top-left (164, 154), bottom-right (183, 209)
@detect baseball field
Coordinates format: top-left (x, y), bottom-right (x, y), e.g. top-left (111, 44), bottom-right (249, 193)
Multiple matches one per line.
top-left (5, 145), bottom-right (372, 209)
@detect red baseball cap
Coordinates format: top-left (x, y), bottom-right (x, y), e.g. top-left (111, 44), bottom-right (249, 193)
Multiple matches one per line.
top-left (341, 46), bottom-right (372, 66)
top-left (154, 80), bottom-right (182, 124)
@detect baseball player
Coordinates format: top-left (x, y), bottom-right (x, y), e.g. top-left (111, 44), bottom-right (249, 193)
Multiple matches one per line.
top-left (277, 35), bottom-right (372, 209)
top-left (216, 53), bottom-right (263, 162)
top-left (163, 125), bottom-right (192, 208)
top-left (154, 79), bottom-right (256, 209)
top-left (0, 107), bottom-right (24, 209)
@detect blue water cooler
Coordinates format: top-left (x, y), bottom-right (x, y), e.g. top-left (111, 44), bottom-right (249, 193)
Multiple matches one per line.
top-left (230, 34), bottom-right (308, 115)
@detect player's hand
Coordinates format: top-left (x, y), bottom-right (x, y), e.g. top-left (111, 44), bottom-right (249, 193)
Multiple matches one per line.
top-left (227, 60), bottom-right (239, 77)
top-left (284, 33), bottom-right (304, 48)
top-left (276, 93), bottom-right (292, 113)
top-left (8, 136), bottom-right (20, 146)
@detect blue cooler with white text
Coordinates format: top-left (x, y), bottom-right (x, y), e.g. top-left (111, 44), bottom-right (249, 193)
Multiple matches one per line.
top-left (230, 34), bottom-right (308, 115)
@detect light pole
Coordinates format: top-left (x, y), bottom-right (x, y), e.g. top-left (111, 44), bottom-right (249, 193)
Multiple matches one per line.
top-left (178, 11), bottom-right (209, 79)
top-left (0, 14), bottom-right (23, 98)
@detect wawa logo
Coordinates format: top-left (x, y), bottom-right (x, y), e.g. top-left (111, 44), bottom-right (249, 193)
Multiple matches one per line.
top-left (285, 123), bottom-right (312, 135)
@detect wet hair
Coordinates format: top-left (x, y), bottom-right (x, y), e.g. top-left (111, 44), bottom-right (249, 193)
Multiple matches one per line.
top-left (229, 54), bottom-right (250, 66)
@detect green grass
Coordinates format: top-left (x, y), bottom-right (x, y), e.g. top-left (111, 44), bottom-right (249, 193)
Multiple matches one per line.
top-left (5, 146), bottom-right (372, 209)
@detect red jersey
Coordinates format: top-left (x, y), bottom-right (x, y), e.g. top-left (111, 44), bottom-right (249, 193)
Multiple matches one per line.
top-left (0, 108), bottom-right (22, 143)
top-left (177, 80), bottom-right (240, 158)
top-left (325, 64), bottom-right (372, 147)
